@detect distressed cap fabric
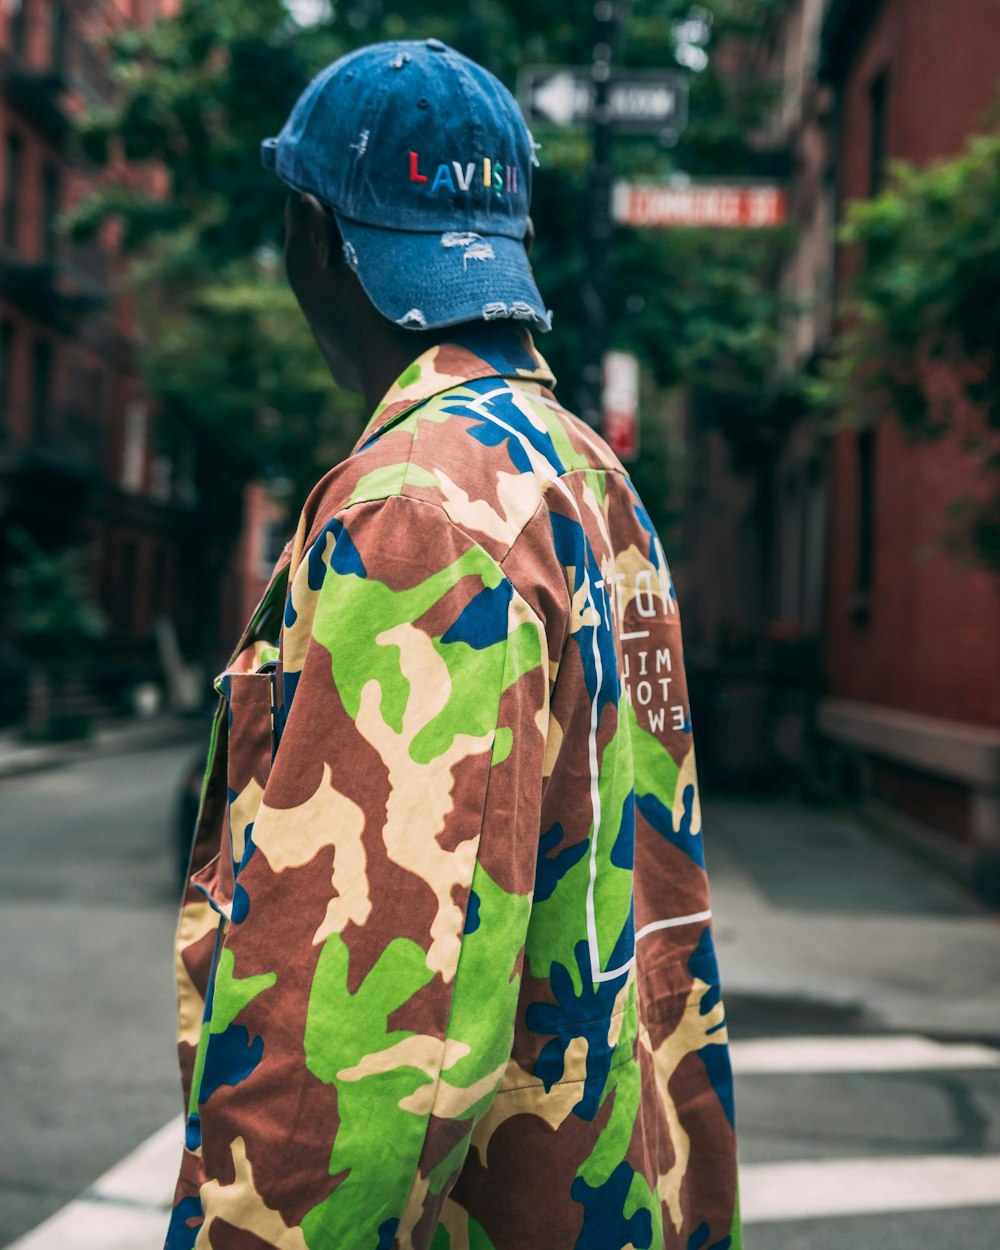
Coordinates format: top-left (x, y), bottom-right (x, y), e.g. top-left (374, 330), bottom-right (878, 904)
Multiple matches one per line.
top-left (261, 39), bottom-right (551, 332)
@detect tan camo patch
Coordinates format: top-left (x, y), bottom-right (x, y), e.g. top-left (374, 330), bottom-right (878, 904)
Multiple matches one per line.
top-left (253, 761), bottom-right (369, 944)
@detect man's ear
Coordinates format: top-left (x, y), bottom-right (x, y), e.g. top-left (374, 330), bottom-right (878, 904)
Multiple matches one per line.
top-left (523, 215), bottom-right (535, 255)
top-left (297, 193), bottom-right (340, 269)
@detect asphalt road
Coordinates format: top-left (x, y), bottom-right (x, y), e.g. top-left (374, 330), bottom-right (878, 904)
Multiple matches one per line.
top-left (0, 741), bottom-right (201, 1245)
top-left (1, 746), bottom-right (998, 1248)
top-left (708, 797), bottom-right (1000, 1249)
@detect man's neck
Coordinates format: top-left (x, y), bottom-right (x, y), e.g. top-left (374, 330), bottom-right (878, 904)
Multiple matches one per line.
top-left (357, 320), bottom-right (496, 417)
top-left (356, 323), bottom-right (436, 416)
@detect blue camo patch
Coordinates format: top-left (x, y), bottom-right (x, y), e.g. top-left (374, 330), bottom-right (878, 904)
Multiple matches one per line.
top-left (527, 921), bottom-right (634, 1121)
top-left (635, 790), bottom-right (706, 869)
top-left (454, 377), bottom-right (566, 477)
top-left (307, 517), bottom-right (367, 591)
top-left (462, 411), bottom-right (532, 474)
top-left (610, 790), bottom-right (636, 871)
top-left (687, 1223), bottom-right (732, 1250)
top-left (164, 1195), bottom-right (203, 1250)
top-left (571, 1160), bottom-right (653, 1250)
top-left (442, 579), bottom-right (512, 649)
top-left (282, 668), bottom-right (301, 715)
top-left (534, 823), bottom-right (589, 903)
top-left (377, 1218), bottom-right (400, 1250)
top-left (627, 483), bottom-right (660, 567)
top-left (454, 325), bottom-right (539, 375)
top-left (231, 882), bottom-right (250, 924)
top-left (549, 512), bottom-right (619, 716)
top-left (199, 1024), bottom-right (264, 1103)
top-left (687, 929), bottom-right (735, 1127)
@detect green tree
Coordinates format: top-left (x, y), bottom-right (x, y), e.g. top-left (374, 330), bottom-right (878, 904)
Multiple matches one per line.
top-left (6, 528), bottom-right (105, 739)
top-left (71, 0), bottom-right (794, 601)
top-left (829, 127), bottom-right (1000, 571)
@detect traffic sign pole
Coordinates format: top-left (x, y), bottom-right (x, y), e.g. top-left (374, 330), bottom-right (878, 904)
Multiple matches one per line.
top-left (578, 0), bottom-right (624, 429)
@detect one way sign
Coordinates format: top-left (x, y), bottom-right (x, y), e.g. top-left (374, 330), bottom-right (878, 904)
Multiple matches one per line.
top-left (517, 66), bottom-right (688, 133)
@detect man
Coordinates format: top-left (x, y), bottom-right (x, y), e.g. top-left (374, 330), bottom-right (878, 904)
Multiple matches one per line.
top-left (167, 38), bottom-right (741, 1250)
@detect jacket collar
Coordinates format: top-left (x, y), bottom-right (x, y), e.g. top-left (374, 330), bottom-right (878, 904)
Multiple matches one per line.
top-left (354, 325), bottom-right (556, 453)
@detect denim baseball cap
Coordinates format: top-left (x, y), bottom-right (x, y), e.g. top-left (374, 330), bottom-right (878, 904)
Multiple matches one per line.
top-left (262, 38), bottom-right (551, 332)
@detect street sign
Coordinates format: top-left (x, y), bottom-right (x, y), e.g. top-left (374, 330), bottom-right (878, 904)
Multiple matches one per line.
top-left (602, 351), bottom-right (640, 462)
top-left (518, 67), bottom-right (688, 133)
top-left (613, 180), bottom-right (788, 228)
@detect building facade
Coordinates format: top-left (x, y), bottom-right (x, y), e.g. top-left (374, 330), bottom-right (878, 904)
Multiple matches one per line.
top-left (0, 0), bottom-right (283, 729)
top-left (671, 0), bottom-right (999, 885)
top-left (818, 0), bottom-right (1000, 877)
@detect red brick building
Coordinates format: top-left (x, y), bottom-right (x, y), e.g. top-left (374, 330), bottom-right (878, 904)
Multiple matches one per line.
top-left (0, 0), bottom-right (276, 726)
top-left (667, 0), bottom-right (999, 887)
top-left (818, 0), bottom-right (1000, 872)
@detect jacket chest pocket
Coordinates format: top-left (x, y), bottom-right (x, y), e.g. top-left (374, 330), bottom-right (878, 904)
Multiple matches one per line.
top-left (222, 666), bottom-right (276, 877)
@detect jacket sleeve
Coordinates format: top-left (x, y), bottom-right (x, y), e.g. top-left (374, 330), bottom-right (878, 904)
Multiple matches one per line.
top-left (627, 526), bottom-right (742, 1248)
top-left (176, 495), bottom-right (549, 1249)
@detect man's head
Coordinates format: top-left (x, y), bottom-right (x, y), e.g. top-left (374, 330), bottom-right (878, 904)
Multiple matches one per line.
top-left (263, 39), bottom-right (550, 391)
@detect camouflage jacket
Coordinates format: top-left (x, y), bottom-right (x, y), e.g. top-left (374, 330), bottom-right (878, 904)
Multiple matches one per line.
top-left (167, 327), bottom-right (741, 1250)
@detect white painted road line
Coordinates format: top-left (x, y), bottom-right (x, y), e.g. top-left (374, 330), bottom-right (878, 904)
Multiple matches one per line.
top-left (89, 1118), bottom-right (182, 1208)
top-left (11, 1140), bottom-right (1000, 1244)
top-left (4, 1202), bottom-right (168, 1250)
top-left (4, 1121), bottom-right (181, 1250)
top-left (740, 1154), bottom-right (1000, 1223)
top-left (730, 1033), bottom-right (1000, 1075)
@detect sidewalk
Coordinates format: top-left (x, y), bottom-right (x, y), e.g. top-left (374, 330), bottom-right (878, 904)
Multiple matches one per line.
top-left (0, 714), bottom-right (203, 781)
top-left (705, 796), bottom-right (1000, 1041)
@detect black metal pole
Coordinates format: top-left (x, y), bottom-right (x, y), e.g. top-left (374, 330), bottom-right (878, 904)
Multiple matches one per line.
top-left (578, 0), bottom-right (623, 429)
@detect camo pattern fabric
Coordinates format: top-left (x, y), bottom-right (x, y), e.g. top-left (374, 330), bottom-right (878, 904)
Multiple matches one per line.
top-left (166, 326), bottom-right (741, 1250)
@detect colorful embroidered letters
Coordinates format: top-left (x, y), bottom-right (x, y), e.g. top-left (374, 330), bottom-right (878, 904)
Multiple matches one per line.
top-left (408, 150), bottom-right (518, 194)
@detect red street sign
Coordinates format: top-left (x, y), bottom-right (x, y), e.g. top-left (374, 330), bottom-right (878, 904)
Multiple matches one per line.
top-left (613, 181), bottom-right (788, 228)
top-left (602, 351), bottom-right (640, 462)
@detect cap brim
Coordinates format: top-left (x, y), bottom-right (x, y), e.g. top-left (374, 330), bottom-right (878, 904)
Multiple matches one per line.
top-left (261, 137), bottom-right (278, 170)
top-left (333, 214), bottom-right (551, 333)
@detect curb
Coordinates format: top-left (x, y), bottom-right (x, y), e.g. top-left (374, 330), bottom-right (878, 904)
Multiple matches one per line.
top-left (0, 717), bottom-right (204, 781)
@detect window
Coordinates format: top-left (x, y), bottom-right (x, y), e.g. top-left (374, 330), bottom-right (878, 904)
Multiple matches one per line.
top-left (117, 537), bottom-right (138, 633)
top-left (121, 398), bottom-right (148, 492)
top-left (4, 133), bottom-right (23, 250)
top-left (855, 427), bottom-right (876, 605)
top-left (869, 71), bottom-right (889, 197)
top-left (11, 0), bottom-right (27, 58)
top-left (150, 544), bottom-right (173, 618)
top-left (0, 321), bottom-right (13, 435)
top-left (260, 517), bottom-right (288, 578)
top-left (31, 338), bottom-right (52, 444)
top-left (50, 4), bottom-right (69, 75)
top-left (42, 164), bottom-right (60, 262)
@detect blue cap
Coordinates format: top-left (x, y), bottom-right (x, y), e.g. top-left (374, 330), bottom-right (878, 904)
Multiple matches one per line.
top-left (262, 39), bottom-right (551, 333)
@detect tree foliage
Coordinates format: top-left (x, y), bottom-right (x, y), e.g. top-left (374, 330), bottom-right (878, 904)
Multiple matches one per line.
top-left (6, 527), bottom-right (104, 651)
top-left (70, 0), bottom-right (794, 540)
top-left (830, 129), bottom-right (1000, 570)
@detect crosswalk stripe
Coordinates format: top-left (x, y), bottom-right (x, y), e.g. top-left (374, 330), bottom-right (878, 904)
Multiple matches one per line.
top-left (7, 1028), bottom-right (1000, 1248)
top-left (730, 1033), bottom-right (1000, 1075)
top-left (4, 1199), bottom-right (168, 1250)
top-left (4, 1123), bottom-right (179, 1250)
top-left (740, 1154), bottom-right (1000, 1223)
top-left (87, 1119), bottom-right (181, 1209)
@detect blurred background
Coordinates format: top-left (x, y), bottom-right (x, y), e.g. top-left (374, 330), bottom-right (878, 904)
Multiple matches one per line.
top-left (0, 1), bottom-right (999, 1247)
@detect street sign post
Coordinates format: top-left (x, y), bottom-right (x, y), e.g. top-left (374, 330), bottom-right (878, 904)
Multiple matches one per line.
top-left (517, 66), bottom-right (688, 135)
top-left (613, 180), bottom-right (788, 229)
top-left (518, 38), bottom-right (690, 435)
top-left (602, 350), bottom-right (640, 462)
